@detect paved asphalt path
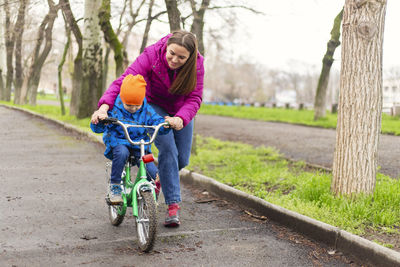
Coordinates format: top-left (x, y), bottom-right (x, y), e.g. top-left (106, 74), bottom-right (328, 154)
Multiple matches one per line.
top-left (0, 106), bottom-right (359, 266)
top-left (195, 114), bottom-right (400, 179)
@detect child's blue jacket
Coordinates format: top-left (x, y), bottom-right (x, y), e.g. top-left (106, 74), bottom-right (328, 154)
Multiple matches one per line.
top-left (90, 95), bottom-right (169, 160)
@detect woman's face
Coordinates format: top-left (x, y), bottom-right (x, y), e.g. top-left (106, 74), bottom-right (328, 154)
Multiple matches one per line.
top-left (166, 44), bottom-right (190, 70)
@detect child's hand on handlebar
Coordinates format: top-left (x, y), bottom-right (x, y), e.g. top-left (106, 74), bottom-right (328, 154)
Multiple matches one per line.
top-left (91, 109), bottom-right (108, 124)
top-left (164, 116), bottom-right (183, 130)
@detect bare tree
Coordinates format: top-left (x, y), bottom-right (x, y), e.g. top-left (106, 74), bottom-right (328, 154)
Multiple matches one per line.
top-left (60, 0), bottom-right (82, 115)
top-left (314, 8), bottom-right (343, 120)
top-left (18, 0), bottom-right (59, 105)
top-left (3, 0), bottom-right (14, 101)
top-left (139, 0), bottom-right (155, 53)
top-left (164, 0), bottom-right (181, 31)
top-left (138, 0), bottom-right (165, 53)
top-left (57, 18), bottom-right (70, 116)
top-left (332, 0), bottom-right (387, 196)
top-left (102, 0), bottom-right (127, 90)
top-left (13, 0), bottom-right (28, 104)
top-left (77, 0), bottom-right (103, 118)
top-left (0, 0), bottom-right (6, 99)
top-left (121, 0), bottom-right (146, 52)
top-left (139, 1), bottom-right (167, 53)
top-left (189, 0), bottom-right (210, 55)
top-left (99, 0), bottom-right (125, 77)
top-left (184, 1), bottom-right (263, 56)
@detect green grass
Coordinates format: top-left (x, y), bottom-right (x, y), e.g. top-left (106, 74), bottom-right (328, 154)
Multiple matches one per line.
top-left (36, 93), bottom-right (70, 102)
top-left (199, 104), bottom-right (400, 135)
top-left (2, 101), bottom-right (399, 246)
top-left (188, 136), bottom-right (400, 237)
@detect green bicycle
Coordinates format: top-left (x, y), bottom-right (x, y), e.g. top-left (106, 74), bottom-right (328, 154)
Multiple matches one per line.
top-left (102, 117), bottom-right (167, 252)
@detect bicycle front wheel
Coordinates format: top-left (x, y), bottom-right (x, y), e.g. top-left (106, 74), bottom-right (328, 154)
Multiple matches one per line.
top-left (136, 190), bottom-right (157, 252)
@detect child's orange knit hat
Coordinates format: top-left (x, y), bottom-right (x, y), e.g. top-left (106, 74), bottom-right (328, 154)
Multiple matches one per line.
top-left (120, 74), bottom-right (146, 105)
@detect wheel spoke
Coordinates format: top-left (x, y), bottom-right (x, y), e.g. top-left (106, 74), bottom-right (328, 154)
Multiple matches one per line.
top-left (136, 191), bottom-right (157, 252)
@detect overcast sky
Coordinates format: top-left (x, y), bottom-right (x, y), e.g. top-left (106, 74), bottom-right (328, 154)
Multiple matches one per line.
top-left (232, 0), bottom-right (399, 71)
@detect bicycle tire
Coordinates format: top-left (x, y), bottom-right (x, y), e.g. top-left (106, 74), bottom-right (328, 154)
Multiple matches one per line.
top-left (136, 190), bottom-right (157, 252)
top-left (109, 204), bottom-right (125, 226)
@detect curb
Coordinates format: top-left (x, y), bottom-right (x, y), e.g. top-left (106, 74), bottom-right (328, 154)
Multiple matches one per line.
top-left (4, 104), bottom-right (400, 266)
top-left (2, 104), bottom-right (103, 145)
top-left (179, 170), bottom-right (400, 267)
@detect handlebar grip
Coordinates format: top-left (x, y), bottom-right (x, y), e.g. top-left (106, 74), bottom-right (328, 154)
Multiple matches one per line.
top-left (99, 117), bottom-right (118, 124)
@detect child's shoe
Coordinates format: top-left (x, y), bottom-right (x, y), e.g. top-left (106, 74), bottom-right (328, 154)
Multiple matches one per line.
top-left (109, 183), bottom-right (123, 204)
top-left (164, 203), bottom-right (180, 227)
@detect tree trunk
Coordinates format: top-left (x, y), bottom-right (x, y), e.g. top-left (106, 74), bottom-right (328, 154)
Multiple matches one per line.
top-left (0, 69), bottom-right (4, 98)
top-left (0, 0), bottom-right (6, 99)
top-left (332, 0), bottom-right (387, 196)
top-left (188, 0), bottom-right (210, 155)
top-left (102, 45), bottom-right (111, 94)
top-left (58, 26), bottom-right (70, 116)
top-left (13, 0), bottom-right (28, 104)
top-left (139, 0), bottom-right (155, 53)
top-left (77, 0), bottom-right (103, 119)
top-left (121, 0), bottom-right (146, 67)
top-left (164, 0), bottom-right (181, 31)
top-left (189, 0), bottom-right (210, 55)
top-left (18, 0), bottom-right (58, 105)
top-left (314, 9), bottom-right (343, 120)
top-left (4, 0), bottom-right (14, 101)
top-left (60, 0), bottom-right (83, 116)
top-left (99, 0), bottom-right (124, 77)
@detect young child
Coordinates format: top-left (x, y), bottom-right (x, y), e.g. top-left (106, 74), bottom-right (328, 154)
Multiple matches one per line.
top-left (90, 74), bottom-right (170, 204)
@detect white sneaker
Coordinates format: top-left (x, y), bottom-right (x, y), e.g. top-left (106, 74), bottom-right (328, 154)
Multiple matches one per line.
top-left (108, 183), bottom-right (123, 204)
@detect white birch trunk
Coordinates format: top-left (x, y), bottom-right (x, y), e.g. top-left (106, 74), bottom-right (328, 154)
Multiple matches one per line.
top-left (78, 0), bottom-right (103, 118)
top-left (332, 0), bottom-right (387, 196)
top-left (83, 0), bottom-right (102, 59)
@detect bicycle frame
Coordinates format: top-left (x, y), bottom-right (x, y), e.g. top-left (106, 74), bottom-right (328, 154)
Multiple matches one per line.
top-left (103, 118), bottom-right (167, 219)
top-left (120, 154), bottom-right (155, 218)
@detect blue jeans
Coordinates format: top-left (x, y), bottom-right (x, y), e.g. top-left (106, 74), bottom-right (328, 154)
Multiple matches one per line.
top-left (150, 103), bottom-right (193, 205)
top-left (111, 145), bottom-right (158, 184)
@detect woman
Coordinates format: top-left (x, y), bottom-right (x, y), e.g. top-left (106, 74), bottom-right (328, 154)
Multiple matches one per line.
top-left (91, 30), bottom-right (204, 227)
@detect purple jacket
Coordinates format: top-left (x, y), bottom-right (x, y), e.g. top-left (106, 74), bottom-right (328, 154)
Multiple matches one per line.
top-left (98, 34), bottom-right (205, 127)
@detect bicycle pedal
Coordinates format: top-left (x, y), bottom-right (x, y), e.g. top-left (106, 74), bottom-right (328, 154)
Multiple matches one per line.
top-left (106, 199), bottom-right (123, 206)
top-left (105, 197), bottom-right (123, 205)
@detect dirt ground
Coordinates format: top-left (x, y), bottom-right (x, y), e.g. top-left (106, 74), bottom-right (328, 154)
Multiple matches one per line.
top-left (195, 114), bottom-right (400, 252)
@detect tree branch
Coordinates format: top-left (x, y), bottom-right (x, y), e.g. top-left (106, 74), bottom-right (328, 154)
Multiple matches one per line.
top-left (208, 5), bottom-right (265, 15)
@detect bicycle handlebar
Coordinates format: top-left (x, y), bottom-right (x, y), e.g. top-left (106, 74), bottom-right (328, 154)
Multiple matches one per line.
top-left (100, 117), bottom-right (168, 146)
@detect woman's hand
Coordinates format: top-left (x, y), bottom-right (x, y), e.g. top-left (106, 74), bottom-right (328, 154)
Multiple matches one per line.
top-left (91, 104), bottom-right (110, 124)
top-left (165, 116), bottom-right (184, 130)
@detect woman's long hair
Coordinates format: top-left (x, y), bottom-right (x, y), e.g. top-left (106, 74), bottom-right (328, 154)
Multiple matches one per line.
top-left (167, 30), bottom-right (198, 95)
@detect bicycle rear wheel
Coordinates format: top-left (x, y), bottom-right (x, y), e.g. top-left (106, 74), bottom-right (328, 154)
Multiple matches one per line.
top-left (109, 204), bottom-right (125, 226)
top-left (136, 190), bottom-right (157, 252)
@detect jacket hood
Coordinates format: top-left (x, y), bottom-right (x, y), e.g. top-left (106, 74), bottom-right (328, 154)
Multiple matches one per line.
top-left (113, 95), bottom-right (148, 118)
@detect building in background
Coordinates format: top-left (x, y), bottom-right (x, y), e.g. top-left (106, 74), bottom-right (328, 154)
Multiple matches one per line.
top-left (383, 79), bottom-right (400, 114)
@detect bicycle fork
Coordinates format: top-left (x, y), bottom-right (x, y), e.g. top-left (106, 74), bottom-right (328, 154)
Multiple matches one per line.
top-left (121, 159), bottom-right (156, 218)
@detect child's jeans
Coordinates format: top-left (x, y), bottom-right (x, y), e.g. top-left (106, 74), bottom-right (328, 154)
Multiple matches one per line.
top-left (110, 144), bottom-right (158, 184)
